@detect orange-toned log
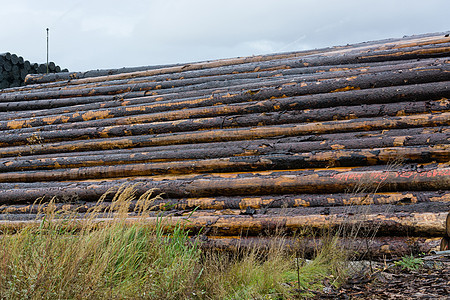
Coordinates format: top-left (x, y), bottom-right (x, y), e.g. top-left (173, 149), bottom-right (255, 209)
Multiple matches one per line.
top-left (1, 112), bottom-right (448, 158)
top-left (13, 58), bottom-right (421, 97)
top-left (0, 128), bottom-right (447, 171)
top-left (22, 32), bottom-right (450, 85)
top-left (141, 191), bottom-right (450, 211)
top-left (22, 36), bottom-right (450, 87)
top-left (3, 98), bottom-right (449, 145)
top-left (22, 41), bottom-right (355, 85)
top-left (2, 57), bottom-right (438, 104)
top-left (0, 164), bottom-right (448, 203)
top-left (0, 145), bottom-right (448, 182)
top-left (3, 57), bottom-right (450, 103)
top-left (1, 191), bottom-right (448, 213)
top-left (3, 95), bottom-right (448, 135)
top-left (0, 212), bottom-right (446, 237)
top-left (2, 125), bottom-right (446, 163)
top-left (4, 78), bottom-right (450, 124)
top-left (199, 236), bottom-right (441, 259)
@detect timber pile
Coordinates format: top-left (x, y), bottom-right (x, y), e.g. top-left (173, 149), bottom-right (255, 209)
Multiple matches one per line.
top-left (0, 52), bottom-right (68, 89)
top-left (0, 32), bottom-right (449, 259)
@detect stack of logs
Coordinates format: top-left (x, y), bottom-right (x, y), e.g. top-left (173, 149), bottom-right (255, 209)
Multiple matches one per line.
top-left (0, 32), bottom-right (449, 259)
top-left (0, 52), bottom-right (68, 89)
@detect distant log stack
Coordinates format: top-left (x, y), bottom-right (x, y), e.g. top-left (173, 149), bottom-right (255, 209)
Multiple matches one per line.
top-left (0, 52), bottom-right (68, 89)
top-left (0, 32), bottom-right (449, 259)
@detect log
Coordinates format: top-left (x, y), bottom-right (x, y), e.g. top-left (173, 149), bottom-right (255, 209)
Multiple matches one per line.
top-left (24, 41), bottom-right (357, 85)
top-left (3, 202), bottom-right (447, 220)
top-left (0, 145), bottom-right (448, 182)
top-left (3, 77), bottom-right (449, 122)
top-left (441, 236), bottom-right (450, 251)
top-left (22, 32), bottom-right (450, 85)
top-left (1, 129), bottom-right (446, 171)
top-left (1, 191), bottom-right (448, 213)
top-left (0, 164), bottom-right (448, 203)
top-left (3, 99), bottom-right (448, 145)
top-left (3, 58), bottom-right (450, 102)
top-left (7, 125), bottom-right (449, 160)
top-left (199, 236), bottom-right (441, 259)
top-left (3, 89), bottom-right (448, 132)
top-left (0, 57), bottom-right (432, 115)
top-left (0, 211), bottom-right (446, 237)
top-left (13, 58), bottom-right (421, 96)
top-left (0, 112), bottom-right (447, 157)
top-left (23, 37), bottom-right (450, 86)
top-left (447, 212), bottom-right (450, 237)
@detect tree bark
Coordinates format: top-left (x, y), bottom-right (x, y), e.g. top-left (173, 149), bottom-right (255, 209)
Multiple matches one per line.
top-left (1, 191), bottom-right (447, 213)
top-left (0, 112), bottom-right (447, 157)
top-left (0, 164), bottom-right (448, 203)
top-left (0, 145), bottom-right (447, 182)
top-left (199, 236), bottom-right (441, 259)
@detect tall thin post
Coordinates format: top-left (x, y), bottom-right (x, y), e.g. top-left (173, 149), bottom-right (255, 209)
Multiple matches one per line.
top-left (46, 28), bottom-right (49, 74)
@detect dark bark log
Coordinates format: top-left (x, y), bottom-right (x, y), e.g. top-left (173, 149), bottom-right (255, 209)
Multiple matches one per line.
top-left (0, 112), bottom-right (447, 157)
top-left (3, 99), bottom-right (448, 146)
top-left (2, 87), bottom-right (448, 132)
top-left (22, 44), bottom-right (345, 85)
top-left (199, 236), bottom-right (441, 259)
top-left (4, 58), bottom-right (450, 103)
top-left (446, 212), bottom-right (450, 237)
top-left (441, 236), bottom-right (450, 250)
top-left (0, 145), bottom-right (448, 182)
top-left (23, 36), bottom-right (450, 86)
top-left (0, 127), bottom-right (450, 172)
top-left (0, 163), bottom-right (448, 203)
top-left (11, 59), bottom-right (420, 96)
top-left (1, 128), bottom-right (447, 170)
top-left (23, 32), bottom-right (450, 85)
top-left (0, 211), bottom-right (446, 237)
top-left (3, 76), bottom-right (449, 123)
top-left (1, 58), bottom-right (428, 112)
top-left (1, 191), bottom-right (447, 213)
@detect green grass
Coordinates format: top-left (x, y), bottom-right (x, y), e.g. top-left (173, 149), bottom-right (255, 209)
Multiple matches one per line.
top-left (0, 186), bottom-right (350, 299)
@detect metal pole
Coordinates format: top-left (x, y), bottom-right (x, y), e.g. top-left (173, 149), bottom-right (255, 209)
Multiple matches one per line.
top-left (46, 28), bottom-right (49, 74)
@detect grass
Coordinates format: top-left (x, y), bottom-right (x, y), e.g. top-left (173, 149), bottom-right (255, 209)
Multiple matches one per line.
top-left (0, 186), bottom-right (352, 299)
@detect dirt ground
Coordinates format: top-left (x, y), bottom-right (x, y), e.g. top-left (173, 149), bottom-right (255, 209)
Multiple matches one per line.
top-left (312, 255), bottom-right (450, 299)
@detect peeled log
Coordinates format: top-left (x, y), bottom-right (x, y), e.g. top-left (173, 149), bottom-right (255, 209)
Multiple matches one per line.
top-left (0, 164), bottom-right (448, 203)
top-left (0, 145), bottom-right (448, 182)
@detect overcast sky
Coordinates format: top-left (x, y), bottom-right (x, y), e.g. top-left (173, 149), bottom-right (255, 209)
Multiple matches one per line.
top-left (1, 0), bottom-right (449, 72)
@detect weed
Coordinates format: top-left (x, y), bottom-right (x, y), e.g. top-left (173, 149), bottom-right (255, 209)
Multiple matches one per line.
top-left (394, 255), bottom-right (424, 271)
